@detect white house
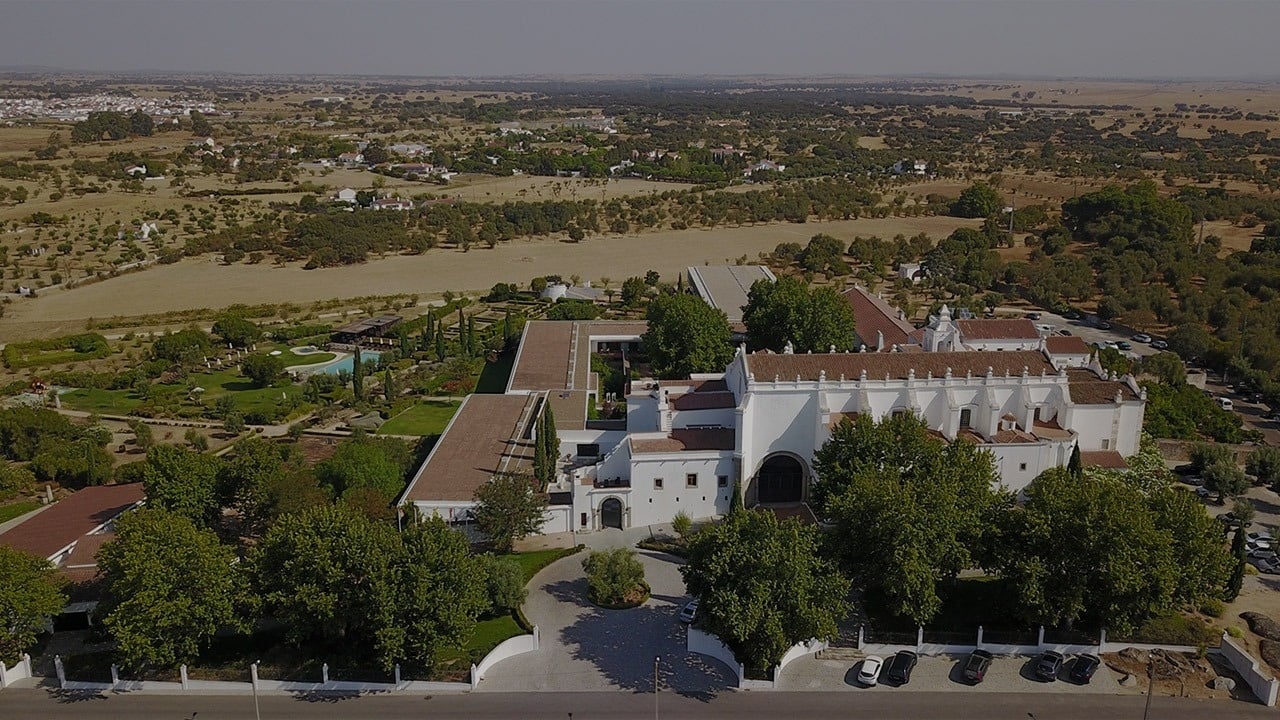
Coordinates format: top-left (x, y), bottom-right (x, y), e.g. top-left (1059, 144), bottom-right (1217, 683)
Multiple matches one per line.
top-left (922, 306), bottom-right (1042, 352)
top-left (334, 188), bottom-right (358, 204)
top-left (399, 320), bottom-right (1146, 536)
top-left (370, 197), bottom-right (414, 211)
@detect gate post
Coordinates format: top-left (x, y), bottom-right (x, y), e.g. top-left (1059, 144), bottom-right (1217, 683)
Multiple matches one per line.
top-left (977, 625), bottom-right (984, 649)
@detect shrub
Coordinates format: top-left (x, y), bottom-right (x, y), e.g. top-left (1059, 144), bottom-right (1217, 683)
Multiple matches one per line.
top-left (1198, 598), bottom-right (1226, 618)
top-left (1127, 612), bottom-right (1218, 646)
top-left (481, 555), bottom-right (528, 614)
top-left (672, 511), bottom-right (693, 541)
top-left (582, 548), bottom-right (648, 608)
top-left (1227, 626), bottom-right (1244, 639)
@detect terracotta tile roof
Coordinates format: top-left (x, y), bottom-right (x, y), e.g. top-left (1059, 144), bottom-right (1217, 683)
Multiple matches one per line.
top-left (401, 394), bottom-right (538, 502)
top-left (841, 286), bottom-right (915, 349)
top-left (956, 318), bottom-right (1040, 341)
top-left (1081, 450), bottom-right (1129, 469)
top-left (0, 483), bottom-right (143, 560)
top-left (1032, 418), bottom-right (1073, 440)
top-left (745, 350), bottom-right (1056, 383)
top-left (672, 392), bottom-right (737, 410)
top-left (632, 427), bottom-right (736, 454)
top-left (829, 411), bottom-right (860, 428)
top-left (63, 533), bottom-right (114, 569)
top-left (989, 428), bottom-right (1039, 444)
top-left (1067, 369), bottom-right (1140, 405)
top-left (1045, 336), bottom-right (1091, 355)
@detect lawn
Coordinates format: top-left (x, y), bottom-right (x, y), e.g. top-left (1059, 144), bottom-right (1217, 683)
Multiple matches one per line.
top-left (433, 613), bottom-right (524, 680)
top-left (0, 500), bottom-right (41, 524)
top-left (60, 387), bottom-right (144, 415)
top-left (510, 546), bottom-right (583, 583)
top-left (281, 349), bottom-right (337, 367)
top-left (378, 401), bottom-right (460, 436)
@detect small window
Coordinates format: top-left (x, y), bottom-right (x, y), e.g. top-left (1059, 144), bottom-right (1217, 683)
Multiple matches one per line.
top-left (1101, 439), bottom-right (1110, 450)
top-left (959, 408), bottom-right (972, 429)
top-left (717, 475), bottom-right (728, 488)
top-left (891, 409), bottom-right (906, 419)
top-left (1019, 463), bottom-right (1027, 472)
top-left (654, 477), bottom-right (664, 490)
top-left (580, 512), bottom-right (588, 527)
top-left (686, 473), bottom-right (698, 488)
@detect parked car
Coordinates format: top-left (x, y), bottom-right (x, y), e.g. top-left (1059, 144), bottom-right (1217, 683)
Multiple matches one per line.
top-left (1131, 333), bottom-right (1152, 343)
top-left (963, 649), bottom-right (994, 684)
top-left (1217, 397), bottom-right (1234, 411)
top-left (1195, 486), bottom-right (1212, 498)
top-left (678, 598), bottom-right (699, 624)
top-left (1116, 341), bottom-right (1133, 351)
top-left (1173, 463), bottom-right (1196, 475)
top-left (1097, 320), bottom-right (1113, 330)
top-left (1183, 476), bottom-right (1204, 487)
top-left (886, 651), bottom-right (918, 685)
top-left (1025, 312), bottom-right (1042, 321)
top-left (1151, 339), bottom-right (1168, 350)
top-left (1063, 310), bottom-right (1082, 320)
top-left (857, 655), bottom-right (884, 687)
top-left (1249, 531), bottom-right (1275, 544)
top-left (1034, 651), bottom-right (1065, 681)
top-left (1220, 512), bottom-right (1245, 527)
top-left (1255, 558), bottom-right (1280, 575)
top-left (1058, 329), bottom-right (1073, 336)
top-left (1248, 550), bottom-right (1277, 563)
top-left (1070, 654), bottom-right (1102, 684)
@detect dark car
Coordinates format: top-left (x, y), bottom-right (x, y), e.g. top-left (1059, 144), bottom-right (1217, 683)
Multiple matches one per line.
top-left (1063, 310), bottom-right (1082, 320)
top-left (1097, 320), bottom-right (1113, 330)
top-left (1025, 312), bottom-right (1042, 321)
top-left (886, 650), bottom-right (918, 685)
top-left (963, 649), bottom-right (994, 684)
top-left (1058, 328), bottom-right (1073, 336)
top-left (1173, 463), bottom-right (1196, 475)
top-left (1069, 654), bottom-right (1101, 684)
top-left (1034, 651), bottom-right (1064, 681)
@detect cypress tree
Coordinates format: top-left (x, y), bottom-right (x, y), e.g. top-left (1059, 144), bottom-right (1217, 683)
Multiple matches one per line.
top-left (467, 316), bottom-right (476, 356)
top-left (352, 345), bottom-right (364, 399)
top-left (434, 326), bottom-right (446, 362)
top-left (1226, 526), bottom-right (1247, 601)
top-left (1068, 444), bottom-right (1083, 480)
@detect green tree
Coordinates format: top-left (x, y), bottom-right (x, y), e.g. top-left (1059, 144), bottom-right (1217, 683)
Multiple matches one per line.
top-left (241, 353), bottom-right (284, 388)
top-left (1226, 526), bottom-right (1247, 602)
top-left (128, 419), bottom-right (155, 452)
top-left (151, 328), bottom-right (212, 364)
top-left (97, 508), bottom-right (243, 671)
top-left (642, 293), bottom-right (734, 379)
top-left (141, 445), bottom-right (222, 525)
top-left (1189, 442), bottom-right (1234, 474)
top-left (1141, 352), bottom-right (1187, 386)
top-left (352, 345), bottom-right (364, 399)
top-left (990, 469), bottom-right (1179, 634)
top-left (1068, 444), bottom-right (1083, 479)
top-left (681, 510), bottom-right (849, 670)
top-left (1246, 446), bottom-right (1280, 490)
top-left (473, 472), bottom-right (548, 553)
top-left (742, 276), bottom-right (856, 353)
top-left (582, 548), bottom-right (648, 607)
top-left (620, 276), bottom-right (648, 307)
top-left (212, 313), bottom-right (262, 348)
top-left (672, 510), bottom-right (693, 541)
top-left (815, 414), bottom-right (1007, 624)
top-left (478, 555), bottom-right (527, 614)
top-left (1147, 487), bottom-right (1233, 604)
top-left (316, 435), bottom-right (411, 500)
top-left (1204, 460), bottom-right (1249, 504)
top-left (0, 547), bottom-right (66, 664)
top-left (188, 110), bottom-right (213, 137)
top-left (951, 182), bottom-right (1003, 218)
top-left (185, 428), bottom-right (209, 452)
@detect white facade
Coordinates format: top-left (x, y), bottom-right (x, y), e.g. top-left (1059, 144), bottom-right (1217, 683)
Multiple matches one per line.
top-left (553, 346), bottom-right (1145, 530)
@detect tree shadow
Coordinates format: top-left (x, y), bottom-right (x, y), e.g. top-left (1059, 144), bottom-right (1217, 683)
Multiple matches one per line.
top-left (48, 688), bottom-right (108, 703)
top-left (290, 690), bottom-right (369, 702)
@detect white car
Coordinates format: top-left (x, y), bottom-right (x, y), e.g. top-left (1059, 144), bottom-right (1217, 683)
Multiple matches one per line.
top-left (1249, 532), bottom-right (1275, 544)
top-left (678, 598), bottom-right (699, 624)
top-left (1255, 558), bottom-right (1280, 575)
top-left (1248, 549), bottom-right (1277, 562)
top-left (858, 655), bottom-right (884, 687)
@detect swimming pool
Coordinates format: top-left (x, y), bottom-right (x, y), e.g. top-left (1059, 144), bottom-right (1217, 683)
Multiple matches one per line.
top-left (316, 350), bottom-right (381, 376)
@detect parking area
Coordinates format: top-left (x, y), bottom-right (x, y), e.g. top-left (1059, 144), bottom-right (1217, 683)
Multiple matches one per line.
top-left (778, 652), bottom-right (1123, 693)
top-left (476, 547), bottom-right (735, 693)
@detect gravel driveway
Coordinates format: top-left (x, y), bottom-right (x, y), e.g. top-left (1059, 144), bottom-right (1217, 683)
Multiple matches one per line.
top-left (476, 549), bottom-right (735, 693)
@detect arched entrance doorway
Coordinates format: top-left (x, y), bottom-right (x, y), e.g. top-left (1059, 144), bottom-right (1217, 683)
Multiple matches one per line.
top-left (757, 455), bottom-right (804, 504)
top-left (601, 498), bottom-right (624, 529)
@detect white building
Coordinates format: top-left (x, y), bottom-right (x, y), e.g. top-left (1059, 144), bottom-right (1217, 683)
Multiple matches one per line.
top-left (333, 188), bottom-right (358, 204)
top-left (399, 320), bottom-right (1146, 536)
top-left (922, 305), bottom-right (1042, 352)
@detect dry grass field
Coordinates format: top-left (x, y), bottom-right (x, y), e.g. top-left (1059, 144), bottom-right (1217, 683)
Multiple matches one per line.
top-left (0, 215), bottom-right (980, 340)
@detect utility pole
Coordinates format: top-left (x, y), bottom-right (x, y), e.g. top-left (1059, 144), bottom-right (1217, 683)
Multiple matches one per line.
top-left (654, 655), bottom-right (660, 720)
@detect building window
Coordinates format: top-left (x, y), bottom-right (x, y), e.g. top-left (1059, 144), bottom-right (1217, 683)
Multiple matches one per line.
top-left (1019, 463), bottom-right (1027, 472)
top-left (1101, 439), bottom-right (1110, 450)
top-left (654, 477), bottom-right (664, 490)
top-left (891, 409), bottom-right (905, 419)
top-left (686, 473), bottom-right (698, 488)
top-left (959, 408), bottom-right (972, 429)
top-left (580, 512), bottom-right (588, 527)
top-left (717, 475), bottom-right (728, 488)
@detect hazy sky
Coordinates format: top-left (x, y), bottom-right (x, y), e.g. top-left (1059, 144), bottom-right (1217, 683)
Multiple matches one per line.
top-left (1, 1), bottom-right (1277, 80)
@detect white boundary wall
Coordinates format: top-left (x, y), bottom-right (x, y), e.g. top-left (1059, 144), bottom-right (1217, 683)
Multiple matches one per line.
top-left (471, 626), bottom-right (539, 684)
top-left (1220, 634), bottom-right (1280, 707)
top-left (0, 654), bottom-right (33, 689)
top-left (688, 628), bottom-right (826, 690)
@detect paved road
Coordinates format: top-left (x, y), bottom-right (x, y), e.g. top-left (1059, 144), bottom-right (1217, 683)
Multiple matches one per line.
top-left (1, 688), bottom-right (1273, 719)
top-left (477, 549), bottom-right (734, 692)
top-left (1008, 308), bottom-right (1160, 360)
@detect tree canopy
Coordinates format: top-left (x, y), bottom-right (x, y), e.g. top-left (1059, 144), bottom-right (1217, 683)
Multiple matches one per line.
top-left (141, 445), bottom-right (222, 526)
top-left (951, 182), bottom-right (1003, 218)
top-left (681, 510), bottom-right (849, 670)
top-left (642, 293), bottom-right (734, 379)
top-left (742, 276), bottom-right (856, 353)
top-left (0, 547), bottom-right (66, 664)
top-left (814, 413), bottom-right (1008, 624)
top-left (97, 508), bottom-right (244, 671)
top-left (473, 472), bottom-right (548, 553)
